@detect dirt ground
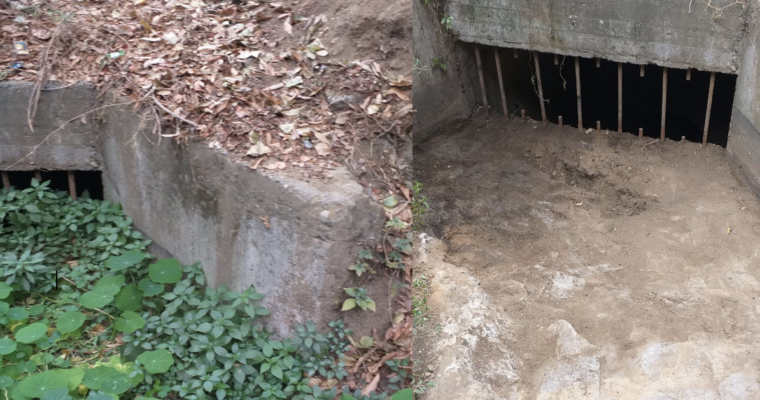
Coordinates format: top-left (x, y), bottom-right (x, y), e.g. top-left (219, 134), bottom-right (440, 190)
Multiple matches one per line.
top-left (413, 116), bottom-right (760, 399)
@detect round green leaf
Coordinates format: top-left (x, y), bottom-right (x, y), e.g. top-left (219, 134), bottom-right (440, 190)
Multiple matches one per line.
top-left (80, 286), bottom-right (119, 309)
top-left (40, 387), bottom-right (72, 400)
top-left (114, 311), bottom-right (145, 333)
top-left (83, 366), bottom-right (130, 394)
top-left (115, 284), bottom-right (143, 312)
top-left (94, 275), bottom-right (125, 288)
top-left (148, 259), bottom-right (183, 284)
top-left (19, 370), bottom-right (69, 398)
top-left (137, 279), bottom-right (164, 297)
top-left (136, 349), bottom-right (174, 374)
top-left (56, 311), bottom-right (87, 334)
top-left (105, 251), bottom-right (146, 271)
top-left (0, 301), bottom-right (9, 317)
top-left (0, 282), bottom-right (13, 299)
top-left (0, 375), bottom-right (12, 389)
top-left (7, 307), bottom-right (29, 321)
top-left (16, 323), bottom-right (48, 343)
top-left (390, 388), bottom-right (413, 400)
top-left (0, 338), bottom-right (17, 355)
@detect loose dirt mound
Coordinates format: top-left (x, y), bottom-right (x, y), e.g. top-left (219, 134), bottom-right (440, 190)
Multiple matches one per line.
top-left (414, 117), bottom-right (760, 399)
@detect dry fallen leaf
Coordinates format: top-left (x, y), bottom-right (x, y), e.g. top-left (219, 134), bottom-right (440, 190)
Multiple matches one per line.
top-left (361, 373), bottom-right (380, 396)
top-left (246, 141), bottom-right (272, 157)
top-left (32, 28), bottom-right (51, 40)
top-left (315, 142), bottom-right (330, 155)
top-left (284, 19), bottom-right (292, 35)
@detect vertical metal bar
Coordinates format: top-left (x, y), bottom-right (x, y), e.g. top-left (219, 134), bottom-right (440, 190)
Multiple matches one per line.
top-left (34, 171), bottom-right (41, 182)
top-left (554, 54), bottom-right (559, 65)
top-left (703, 71), bottom-right (716, 146)
top-left (559, 115), bottom-right (563, 129)
top-left (1, 172), bottom-right (9, 189)
top-left (475, 45), bottom-right (489, 116)
top-left (686, 68), bottom-right (692, 81)
top-left (640, 65), bottom-right (645, 77)
top-left (596, 121), bottom-right (601, 132)
top-left (67, 171), bottom-right (77, 200)
top-left (521, 109), bottom-right (526, 122)
top-left (639, 128), bottom-right (643, 139)
top-left (596, 57), bottom-right (601, 68)
top-left (575, 57), bottom-right (583, 130)
top-left (494, 48), bottom-right (509, 119)
top-left (618, 62), bottom-right (623, 134)
top-left (534, 51), bottom-right (547, 125)
top-left (661, 67), bottom-right (668, 141)
top-left (514, 48), bottom-right (519, 58)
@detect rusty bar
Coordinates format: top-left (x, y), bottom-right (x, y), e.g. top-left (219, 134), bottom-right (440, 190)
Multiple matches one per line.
top-left (618, 62), bottom-right (623, 134)
top-left (575, 57), bottom-right (583, 130)
top-left (686, 68), bottom-right (692, 81)
top-left (67, 171), bottom-right (77, 200)
top-left (475, 45), bottom-right (489, 116)
top-left (521, 109), bottom-right (526, 121)
top-left (554, 54), bottom-right (559, 65)
top-left (661, 67), bottom-right (668, 141)
top-left (1, 172), bottom-right (9, 189)
top-left (681, 136), bottom-right (686, 143)
top-left (559, 115), bottom-right (563, 129)
top-left (533, 51), bottom-right (547, 125)
top-left (596, 57), bottom-right (601, 68)
top-left (514, 48), bottom-right (519, 58)
top-left (640, 64), bottom-right (645, 77)
top-left (703, 71), bottom-right (716, 146)
top-left (494, 48), bottom-right (509, 119)
top-left (596, 120), bottom-right (601, 132)
top-left (34, 171), bottom-right (41, 182)
top-left (638, 128), bottom-right (643, 140)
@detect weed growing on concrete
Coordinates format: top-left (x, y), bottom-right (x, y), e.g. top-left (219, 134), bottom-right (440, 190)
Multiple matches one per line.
top-left (431, 57), bottom-right (447, 71)
top-left (411, 181), bottom-right (430, 231)
top-left (348, 249), bottom-right (375, 277)
top-left (342, 287), bottom-right (377, 312)
top-left (440, 15), bottom-right (453, 30)
top-left (0, 182), bottom-right (403, 399)
top-left (412, 275), bottom-right (430, 331)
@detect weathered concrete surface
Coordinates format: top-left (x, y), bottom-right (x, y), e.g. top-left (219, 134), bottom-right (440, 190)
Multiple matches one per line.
top-left (412, 0), bottom-right (478, 142)
top-left (447, 0), bottom-right (749, 73)
top-left (728, 1), bottom-right (760, 199)
top-left (0, 82), bottom-right (100, 171)
top-left (1, 82), bottom-right (389, 337)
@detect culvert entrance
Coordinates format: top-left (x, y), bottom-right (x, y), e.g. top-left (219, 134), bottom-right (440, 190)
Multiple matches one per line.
top-left (474, 46), bottom-right (737, 147)
top-left (1, 171), bottom-right (103, 199)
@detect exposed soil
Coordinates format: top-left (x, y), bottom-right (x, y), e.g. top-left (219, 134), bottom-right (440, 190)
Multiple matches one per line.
top-left (414, 116), bottom-right (760, 399)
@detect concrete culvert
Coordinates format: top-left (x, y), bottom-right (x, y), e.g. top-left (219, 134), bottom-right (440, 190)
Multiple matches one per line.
top-left (414, 0), bottom-right (760, 398)
top-left (0, 81), bottom-right (389, 338)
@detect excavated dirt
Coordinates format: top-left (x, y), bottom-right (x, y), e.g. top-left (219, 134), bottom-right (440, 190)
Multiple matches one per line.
top-left (414, 117), bottom-right (760, 399)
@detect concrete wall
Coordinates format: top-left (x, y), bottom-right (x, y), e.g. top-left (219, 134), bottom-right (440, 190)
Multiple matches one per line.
top-left (0, 82), bottom-right (389, 336)
top-left (727, 1), bottom-right (760, 198)
top-left (0, 82), bottom-right (100, 171)
top-left (413, 0), bottom-right (478, 142)
top-left (447, 0), bottom-right (748, 73)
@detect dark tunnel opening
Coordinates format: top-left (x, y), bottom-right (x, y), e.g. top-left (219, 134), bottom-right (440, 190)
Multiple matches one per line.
top-left (478, 46), bottom-right (737, 147)
top-left (2, 171), bottom-right (104, 200)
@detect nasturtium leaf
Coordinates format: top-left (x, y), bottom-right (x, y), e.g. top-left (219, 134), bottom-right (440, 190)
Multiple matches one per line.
top-left (115, 284), bottom-right (143, 312)
top-left (40, 387), bottom-right (72, 400)
top-left (56, 311), bottom-right (86, 334)
top-left (0, 375), bottom-right (12, 389)
top-left (105, 251), bottom-right (146, 271)
top-left (0, 282), bottom-right (12, 299)
top-left (390, 388), bottom-right (413, 400)
top-left (28, 304), bottom-right (44, 316)
top-left (137, 350), bottom-right (174, 374)
top-left (19, 370), bottom-right (69, 398)
top-left (15, 323), bottom-right (48, 343)
top-left (80, 286), bottom-right (119, 309)
top-left (114, 311), bottom-right (145, 333)
top-left (86, 392), bottom-right (115, 400)
top-left (7, 307), bottom-right (29, 321)
top-left (148, 259), bottom-right (183, 284)
top-left (94, 275), bottom-right (125, 289)
top-left (137, 279), bottom-right (164, 296)
top-left (53, 368), bottom-right (84, 390)
top-left (0, 302), bottom-right (9, 317)
top-left (0, 338), bottom-right (16, 355)
top-left (83, 366), bottom-right (131, 395)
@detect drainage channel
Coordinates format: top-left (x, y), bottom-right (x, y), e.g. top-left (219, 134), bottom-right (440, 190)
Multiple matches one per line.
top-left (1, 170), bottom-right (103, 200)
top-left (473, 46), bottom-right (737, 147)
